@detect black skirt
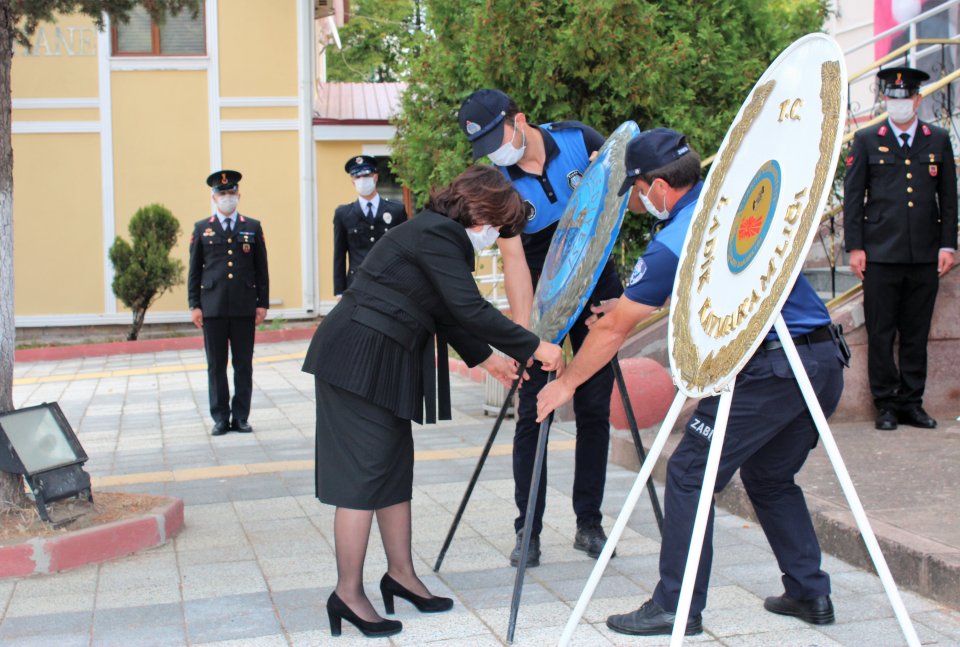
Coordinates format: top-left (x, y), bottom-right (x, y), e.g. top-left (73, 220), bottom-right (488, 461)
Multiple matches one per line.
top-left (314, 378), bottom-right (414, 510)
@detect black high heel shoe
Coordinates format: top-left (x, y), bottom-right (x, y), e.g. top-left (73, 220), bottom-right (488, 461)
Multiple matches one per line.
top-left (380, 573), bottom-right (454, 614)
top-left (327, 591), bottom-right (402, 638)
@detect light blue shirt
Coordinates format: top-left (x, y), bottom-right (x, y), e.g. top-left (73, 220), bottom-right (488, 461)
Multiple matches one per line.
top-left (356, 194), bottom-right (381, 216)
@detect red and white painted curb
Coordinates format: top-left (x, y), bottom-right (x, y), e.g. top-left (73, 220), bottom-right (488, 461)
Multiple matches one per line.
top-left (0, 497), bottom-right (184, 578)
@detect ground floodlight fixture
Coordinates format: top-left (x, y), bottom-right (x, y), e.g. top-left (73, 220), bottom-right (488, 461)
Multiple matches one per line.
top-left (0, 402), bottom-right (92, 522)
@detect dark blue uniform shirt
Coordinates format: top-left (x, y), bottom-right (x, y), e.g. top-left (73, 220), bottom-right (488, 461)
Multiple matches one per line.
top-left (622, 181), bottom-right (830, 339)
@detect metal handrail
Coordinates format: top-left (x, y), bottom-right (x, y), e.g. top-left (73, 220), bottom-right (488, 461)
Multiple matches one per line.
top-left (842, 0), bottom-right (960, 57)
top-left (849, 37), bottom-right (960, 83)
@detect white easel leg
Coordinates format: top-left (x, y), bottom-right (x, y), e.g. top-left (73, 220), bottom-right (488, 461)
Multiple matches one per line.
top-left (557, 390), bottom-right (688, 647)
top-left (773, 315), bottom-right (920, 647)
top-left (670, 385), bottom-right (735, 647)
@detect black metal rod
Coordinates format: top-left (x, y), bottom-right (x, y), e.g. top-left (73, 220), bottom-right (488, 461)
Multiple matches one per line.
top-left (507, 371), bottom-right (555, 644)
top-left (433, 376), bottom-right (521, 573)
top-left (611, 356), bottom-right (664, 533)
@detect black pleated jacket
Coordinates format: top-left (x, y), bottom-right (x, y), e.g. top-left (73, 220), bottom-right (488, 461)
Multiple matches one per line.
top-left (303, 210), bottom-right (540, 423)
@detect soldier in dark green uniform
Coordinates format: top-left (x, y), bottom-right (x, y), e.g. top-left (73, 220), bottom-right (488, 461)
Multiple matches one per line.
top-left (333, 156), bottom-right (407, 297)
top-left (844, 67), bottom-right (957, 431)
top-left (188, 170), bottom-right (270, 436)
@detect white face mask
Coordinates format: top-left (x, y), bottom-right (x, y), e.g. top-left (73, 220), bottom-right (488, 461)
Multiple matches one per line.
top-left (217, 194), bottom-right (239, 214)
top-left (466, 224), bottom-right (500, 252)
top-left (488, 123), bottom-right (526, 167)
top-left (354, 176), bottom-right (376, 196)
top-left (886, 98), bottom-right (917, 123)
top-left (638, 181), bottom-right (670, 220)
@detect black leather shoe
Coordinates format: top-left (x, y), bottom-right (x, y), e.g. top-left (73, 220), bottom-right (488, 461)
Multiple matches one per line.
top-left (211, 421), bottom-right (230, 436)
top-left (875, 409), bottom-right (898, 431)
top-left (232, 420), bottom-right (253, 433)
top-left (763, 593), bottom-right (834, 625)
top-left (606, 599), bottom-right (703, 636)
top-left (327, 591), bottom-right (402, 638)
top-left (898, 407), bottom-right (937, 429)
top-left (509, 530), bottom-right (540, 568)
top-left (380, 573), bottom-right (453, 614)
top-left (573, 523), bottom-right (616, 559)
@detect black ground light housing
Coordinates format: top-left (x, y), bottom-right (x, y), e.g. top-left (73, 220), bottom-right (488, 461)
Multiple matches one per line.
top-left (0, 402), bottom-right (92, 522)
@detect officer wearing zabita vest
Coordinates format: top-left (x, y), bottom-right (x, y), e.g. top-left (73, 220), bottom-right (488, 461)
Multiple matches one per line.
top-left (333, 155), bottom-right (407, 296)
top-left (844, 66), bottom-right (957, 431)
top-left (536, 128), bottom-right (847, 637)
top-left (458, 89), bottom-right (622, 567)
top-left (188, 170), bottom-right (270, 437)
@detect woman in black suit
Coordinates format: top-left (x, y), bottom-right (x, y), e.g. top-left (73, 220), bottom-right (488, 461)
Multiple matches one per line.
top-left (303, 165), bottom-right (563, 638)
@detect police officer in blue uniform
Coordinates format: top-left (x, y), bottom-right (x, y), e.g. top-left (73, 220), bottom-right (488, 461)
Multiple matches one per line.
top-left (333, 156), bottom-right (407, 297)
top-left (188, 170), bottom-right (270, 436)
top-left (458, 89), bottom-right (622, 566)
top-left (844, 66), bottom-right (957, 431)
top-left (537, 129), bottom-right (846, 636)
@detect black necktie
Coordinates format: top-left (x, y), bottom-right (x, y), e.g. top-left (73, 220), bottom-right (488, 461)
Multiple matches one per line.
top-left (224, 218), bottom-right (232, 233)
top-left (900, 133), bottom-right (910, 152)
top-left (366, 202), bottom-right (374, 221)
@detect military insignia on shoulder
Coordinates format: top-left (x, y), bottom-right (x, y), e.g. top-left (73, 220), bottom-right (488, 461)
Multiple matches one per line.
top-left (383, 213), bottom-right (392, 224)
top-left (930, 164), bottom-right (938, 177)
top-left (524, 200), bottom-right (536, 221)
top-left (922, 124), bottom-right (932, 136)
top-left (878, 125), bottom-right (888, 136)
top-left (567, 170), bottom-right (583, 190)
top-left (203, 227), bottom-right (215, 237)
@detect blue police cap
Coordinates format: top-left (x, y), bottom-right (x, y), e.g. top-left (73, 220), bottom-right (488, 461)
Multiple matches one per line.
top-left (207, 170), bottom-right (242, 192)
top-left (345, 155), bottom-right (378, 177)
top-left (877, 66), bottom-right (929, 99)
top-left (458, 89), bottom-right (514, 160)
top-left (617, 128), bottom-right (691, 196)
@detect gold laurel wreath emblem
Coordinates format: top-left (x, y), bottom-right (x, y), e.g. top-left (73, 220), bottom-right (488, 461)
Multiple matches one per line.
top-left (672, 61), bottom-right (841, 393)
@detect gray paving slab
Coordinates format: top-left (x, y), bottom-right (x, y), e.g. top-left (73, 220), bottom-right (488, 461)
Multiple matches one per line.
top-left (91, 602), bottom-right (187, 646)
top-left (5, 338), bottom-right (960, 645)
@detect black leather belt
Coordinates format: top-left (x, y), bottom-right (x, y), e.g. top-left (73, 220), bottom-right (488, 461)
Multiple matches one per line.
top-left (760, 324), bottom-right (834, 352)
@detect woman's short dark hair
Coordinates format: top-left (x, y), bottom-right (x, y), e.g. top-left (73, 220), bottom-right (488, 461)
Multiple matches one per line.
top-left (640, 146), bottom-right (702, 189)
top-left (425, 165), bottom-right (526, 232)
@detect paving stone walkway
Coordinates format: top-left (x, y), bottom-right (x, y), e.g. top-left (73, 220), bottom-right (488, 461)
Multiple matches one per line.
top-left (4, 339), bottom-right (960, 646)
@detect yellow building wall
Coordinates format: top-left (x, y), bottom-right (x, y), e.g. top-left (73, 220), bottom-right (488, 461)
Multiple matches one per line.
top-left (220, 107), bottom-right (299, 121)
top-left (13, 133), bottom-right (104, 315)
top-left (12, 109), bottom-right (99, 122)
top-left (12, 13), bottom-right (99, 99)
top-left (219, 1), bottom-right (298, 98)
top-left (224, 131), bottom-right (302, 309)
top-left (110, 70), bottom-right (210, 314)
